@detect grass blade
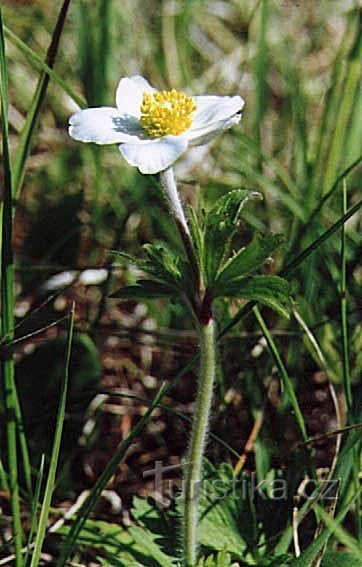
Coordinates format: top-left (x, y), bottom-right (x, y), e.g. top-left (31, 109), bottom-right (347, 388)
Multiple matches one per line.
top-left (280, 199), bottom-right (362, 279)
top-left (254, 0), bottom-right (268, 163)
top-left (0, 7), bottom-right (23, 564)
top-left (340, 181), bottom-right (352, 413)
top-left (11, 0), bottom-right (73, 199)
top-left (299, 153), bottom-right (362, 241)
top-left (253, 306), bottom-right (307, 441)
top-left (313, 501), bottom-right (362, 559)
top-left (289, 487), bottom-right (362, 566)
top-left (308, 13), bottom-right (356, 208)
top-left (340, 182), bottom-right (361, 542)
top-left (30, 304), bottom-right (75, 567)
top-left (321, 22), bottom-right (362, 196)
top-left (56, 382), bottom-right (168, 565)
top-left (3, 25), bottom-right (85, 110)
top-left (25, 454), bottom-right (45, 564)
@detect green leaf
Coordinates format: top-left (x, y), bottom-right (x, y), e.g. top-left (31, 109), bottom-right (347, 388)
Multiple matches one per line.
top-left (110, 250), bottom-right (171, 282)
top-left (221, 275), bottom-right (291, 319)
top-left (12, 1), bottom-right (73, 199)
top-left (58, 519), bottom-right (176, 567)
top-left (3, 24), bottom-right (85, 109)
top-left (196, 462), bottom-right (255, 560)
top-left (321, 552), bottom-right (362, 567)
top-left (203, 189), bottom-right (261, 286)
top-left (111, 242), bottom-right (192, 295)
top-left (143, 243), bottom-right (183, 283)
top-left (130, 495), bottom-right (179, 558)
top-left (215, 232), bottom-right (284, 286)
top-left (129, 525), bottom-right (176, 566)
top-left (110, 280), bottom-right (176, 300)
top-left (188, 205), bottom-right (204, 271)
top-left (197, 551), bottom-right (233, 567)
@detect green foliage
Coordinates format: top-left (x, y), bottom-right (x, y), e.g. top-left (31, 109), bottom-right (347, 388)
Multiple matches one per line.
top-left (59, 517), bottom-right (175, 567)
top-left (321, 552), bottom-right (362, 567)
top-left (56, 462), bottom-right (294, 565)
top-left (111, 242), bottom-right (193, 301)
top-left (112, 190), bottom-right (290, 321)
top-left (197, 463), bottom-right (254, 559)
top-left (221, 275), bottom-right (291, 319)
top-left (196, 551), bottom-right (234, 567)
top-left (202, 189), bottom-right (261, 286)
top-left (216, 233), bottom-right (285, 285)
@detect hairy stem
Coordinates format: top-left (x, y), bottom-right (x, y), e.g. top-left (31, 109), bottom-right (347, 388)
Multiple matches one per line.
top-left (159, 167), bottom-right (199, 288)
top-left (159, 167), bottom-right (216, 565)
top-left (184, 318), bottom-right (216, 566)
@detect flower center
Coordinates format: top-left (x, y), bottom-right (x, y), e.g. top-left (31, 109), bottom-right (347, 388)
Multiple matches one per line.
top-left (140, 89), bottom-right (196, 137)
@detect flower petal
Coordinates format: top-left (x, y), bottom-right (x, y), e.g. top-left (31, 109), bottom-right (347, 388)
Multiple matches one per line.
top-left (116, 75), bottom-right (155, 117)
top-left (187, 114), bottom-right (242, 145)
top-left (119, 136), bottom-right (188, 174)
top-left (192, 95), bottom-right (244, 129)
top-left (69, 107), bottom-right (145, 144)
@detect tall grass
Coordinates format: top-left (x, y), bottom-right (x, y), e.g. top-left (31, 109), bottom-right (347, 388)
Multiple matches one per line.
top-left (0, 8), bottom-right (23, 565)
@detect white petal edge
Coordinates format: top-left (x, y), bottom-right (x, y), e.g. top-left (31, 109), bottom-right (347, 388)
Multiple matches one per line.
top-left (116, 75), bottom-right (156, 118)
top-left (119, 136), bottom-right (188, 174)
top-left (69, 107), bottom-right (145, 145)
top-left (187, 114), bottom-right (242, 145)
top-left (192, 95), bottom-right (244, 130)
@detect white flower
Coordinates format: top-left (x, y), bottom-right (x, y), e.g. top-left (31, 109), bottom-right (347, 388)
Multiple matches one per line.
top-left (69, 75), bottom-right (244, 175)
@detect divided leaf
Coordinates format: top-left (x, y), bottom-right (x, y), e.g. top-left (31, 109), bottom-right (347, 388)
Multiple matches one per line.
top-left (196, 462), bottom-right (255, 559)
top-left (143, 243), bottom-right (183, 283)
top-left (220, 275), bottom-right (291, 319)
top-left (110, 250), bottom-right (162, 278)
top-left (215, 232), bottom-right (284, 286)
top-left (58, 519), bottom-right (175, 567)
top-left (110, 242), bottom-right (193, 300)
top-left (188, 205), bottom-right (204, 265)
top-left (203, 189), bottom-right (261, 286)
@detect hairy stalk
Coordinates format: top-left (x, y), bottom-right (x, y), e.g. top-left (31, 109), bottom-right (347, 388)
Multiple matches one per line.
top-left (159, 168), bottom-right (199, 287)
top-left (184, 317), bottom-right (216, 566)
top-left (158, 167), bottom-right (217, 565)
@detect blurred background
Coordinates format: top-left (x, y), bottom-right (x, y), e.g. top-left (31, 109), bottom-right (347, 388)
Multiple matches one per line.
top-left (1, 0), bottom-right (361, 532)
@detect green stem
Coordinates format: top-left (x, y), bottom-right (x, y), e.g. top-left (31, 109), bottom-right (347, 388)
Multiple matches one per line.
top-left (340, 181), bottom-right (352, 414)
top-left (0, 8), bottom-right (23, 564)
top-left (184, 318), bottom-right (216, 567)
top-left (340, 182), bottom-right (360, 540)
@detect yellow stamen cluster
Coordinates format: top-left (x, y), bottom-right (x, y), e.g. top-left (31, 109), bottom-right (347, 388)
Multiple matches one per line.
top-left (140, 89), bottom-right (196, 137)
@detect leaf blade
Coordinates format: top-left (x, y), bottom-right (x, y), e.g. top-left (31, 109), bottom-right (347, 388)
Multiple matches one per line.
top-left (221, 275), bottom-right (291, 319)
top-left (203, 189), bottom-right (261, 286)
top-left (215, 232), bottom-right (284, 286)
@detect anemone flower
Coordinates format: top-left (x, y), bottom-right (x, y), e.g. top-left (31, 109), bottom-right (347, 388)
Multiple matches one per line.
top-left (69, 75), bottom-right (244, 174)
